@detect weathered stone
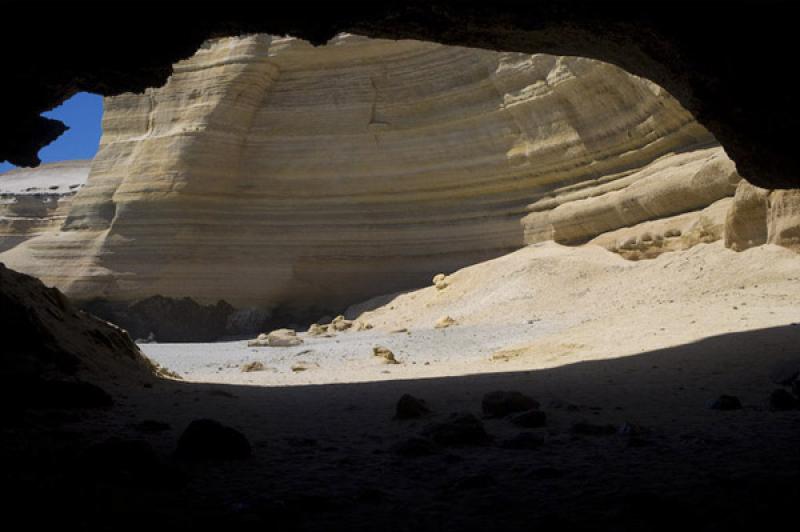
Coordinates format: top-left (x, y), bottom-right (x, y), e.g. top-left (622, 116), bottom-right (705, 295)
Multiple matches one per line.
top-left (373, 346), bottom-right (399, 364)
top-left (500, 432), bottom-right (544, 450)
top-left (571, 421), bottom-right (617, 436)
top-left (708, 395), bottom-right (743, 411)
top-left (423, 413), bottom-right (490, 446)
top-left (395, 394), bottom-right (430, 420)
top-left (240, 361), bottom-right (266, 373)
top-left (768, 389), bottom-right (799, 411)
top-left (510, 409), bottom-right (547, 428)
top-left (392, 437), bottom-right (439, 458)
top-left (482, 391), bottom-right (539, 418)
top-left (176, 419), bottom-right (251, 461)
top-left (434, 316), bottom-right (456, 329)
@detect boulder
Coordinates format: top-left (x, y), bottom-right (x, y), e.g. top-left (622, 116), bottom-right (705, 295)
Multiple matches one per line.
top-left (768, 389), bottom-right (799, 411)
top-left (571, 421), bottom-right (617, 436)
top-left (240, 361), bottom-right (266, 373)
top-left (510, 409), bottom-right (547, 428)
top-left (395, 394), bottom-right (430, 420)
top-left (481, 390), bottom-right (539, 418)
top-left (434, 316), bottom-right (457, 329)
top-left (373, 346), bottom-right (399, 364)
top-left (500, 432), bottom-right (544, 450)
top-left (724, 180), bottom-right (769, 251)
top-left (175, 419), bottom-right (251, 461)
top-left (708, 395), bottom-right (743, 410)
top-left (248, 328), bottom-right (303, 347)
top-left (422, 413), bottom-right (490, 446)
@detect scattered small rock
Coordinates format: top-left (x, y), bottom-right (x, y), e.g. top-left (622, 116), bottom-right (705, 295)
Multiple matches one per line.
top-left (28, 379), bottom-right (114, 409)
top-left (83, 438), bottom-right (183, 487)
top-left (390, 327), bottom-right (408, 334)
top-left (131, 419), bottom-right (172, 433)
top-left (395, 394), bottom-right (430, 420)
top-left (501, 432), bottom-right (544, 450)
top-left (510, 409), bottom-right (547, 428)
top-left (423, 413), bottom-right (490, 446)
top-left (331, 316), bottom-right (353, 332)
top-left (176, 419), bottom-right (252, 461)
top-left (769, 388), bottom-right (799, 411)
top-left (248, 328), bottom-right (303, 347)
top-left (769, 361), bottom-right (800, 386)
top-left (241, 361), bottom-right (266, 373)
top-left (392, 437), bottom-right (439, 458)
top-left (482, 390), bottom-right (539, 418)
top-left (708, 395), bottom-right (743, 410)
top-left (434, 316), bottom-right (457, 329)
top-left (571, 421), bottom-right (617, 436)
top-left (452, 473), bottom-right (495, 490)
top-left (373, 346), bottom-right (399, 364)
top-left (291, 361), bottom-right (320, 372)
top-left (307, 323), bottom-right (327, 336)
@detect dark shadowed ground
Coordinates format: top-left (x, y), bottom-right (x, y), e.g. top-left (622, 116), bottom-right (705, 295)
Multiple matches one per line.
top-left (4, 324), bottom-right (799, 530)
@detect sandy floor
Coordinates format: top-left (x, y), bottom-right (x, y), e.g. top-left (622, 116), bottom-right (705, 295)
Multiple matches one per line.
top-left (142, 241), bottom-right (800, 386)
top-left (11, 241), bottom-right (799, 530)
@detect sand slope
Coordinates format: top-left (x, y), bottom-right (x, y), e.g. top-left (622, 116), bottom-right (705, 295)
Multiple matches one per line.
top-left (142, 241), bottom-right (800, 385)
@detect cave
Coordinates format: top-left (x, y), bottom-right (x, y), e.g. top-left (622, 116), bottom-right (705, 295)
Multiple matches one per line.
top-left (2, 3), bottom-right (800, 531)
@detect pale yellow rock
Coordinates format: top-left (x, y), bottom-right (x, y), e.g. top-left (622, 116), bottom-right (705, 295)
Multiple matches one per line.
top-left (372, 346), bottom-right (399, 364)
top-left (240, 360), bottom-right (266, 372)
top-left (767, 190), bottom-right (800, 252)
top-left (0, 33), bottom-right (718, 313)
top-left (591, 198), bottom-right (732, 260)
top-left (523, 147), bottom-right (740, 246)
top-left (307, 323), bottom-right (327, 335)
top-left (249, 328), bottom-right (303, 347)
top-left (291, 361), bottom-right (319, 372)
top-left (434, 316), bottom-right (457, 329)
top-left (724, 181), bottom-right (770, 251)
top-left (0, 161), bottom-right (89, 253)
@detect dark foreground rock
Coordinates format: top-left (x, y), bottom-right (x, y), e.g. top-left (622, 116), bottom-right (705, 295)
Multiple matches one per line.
top-left (395, 394), bottom-right (430, 419)
top-left (176, 418), bottom-right (252, 461)
top-left (0, 263), bottom-right (155, 405)
top-left (392, 437), bottom-right (439, 458)
top-left (510, 409), bottom-right (547, 428)
top-left (709, 395), bottom-right (743, 411)
top-left (482, 390), bottom-right (539, 418)
top-left (571, 421), bottom-right (617, 436)
top-left (769, 389), bottom-right (799, 411)
top-left (25, 379), bottom-right (114, 409)
top-left (423, 413), bottom-right (490, 446)
top-left (501, 432), bottom-right (544, 450)
top-left (83, 438), bottom-right (184, 487)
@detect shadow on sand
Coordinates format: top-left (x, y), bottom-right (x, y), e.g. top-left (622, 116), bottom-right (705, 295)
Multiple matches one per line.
top-left (5, 324), bottom-right (800, 530)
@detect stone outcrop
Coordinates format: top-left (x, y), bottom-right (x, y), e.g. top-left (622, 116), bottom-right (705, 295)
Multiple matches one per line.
top-left (725, 182), bottom-right (800, 253)
top-left (0, 160), bottom-right (89, 252)
top-left (0, 262), bottom-right (156, 402)
top-left (0, 34), bottom-right (717, 320)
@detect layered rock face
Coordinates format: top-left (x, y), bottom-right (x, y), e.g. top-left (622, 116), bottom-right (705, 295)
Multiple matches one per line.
top-left (0, 34), bottom-right (765, 327)
top-left (0, 161), bottom-right (88, 252)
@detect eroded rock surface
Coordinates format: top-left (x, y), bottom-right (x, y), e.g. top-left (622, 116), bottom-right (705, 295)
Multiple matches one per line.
top-left (0, 34), bottom-right (717, 318)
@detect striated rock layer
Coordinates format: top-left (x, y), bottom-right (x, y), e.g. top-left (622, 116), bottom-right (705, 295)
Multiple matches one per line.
top-left (0, 34), bottom-right (733, 320)
top-left (0, 161), bottom-right (89, 252)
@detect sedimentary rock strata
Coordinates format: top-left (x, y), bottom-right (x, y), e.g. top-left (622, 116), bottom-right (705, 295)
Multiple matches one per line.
top-left (0, 160), bottom-right (88, 252)
top-left (1, 34), bottom-right (718, 320)
top-left (0, 262), bottom-right (155, 393)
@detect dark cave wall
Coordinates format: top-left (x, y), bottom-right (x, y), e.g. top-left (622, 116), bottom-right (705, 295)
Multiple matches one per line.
top-left (1, 1), bottom-right (796, 189)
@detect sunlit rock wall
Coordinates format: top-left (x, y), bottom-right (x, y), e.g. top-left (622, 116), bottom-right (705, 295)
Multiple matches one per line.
top-left (1, 34), bottom-right (715, 314)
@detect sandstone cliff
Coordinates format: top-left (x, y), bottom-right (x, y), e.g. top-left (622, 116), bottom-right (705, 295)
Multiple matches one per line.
top-left (0, 160), bottom-right (88, 252)
top-left (1, 34), bottom-right (720, 321)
